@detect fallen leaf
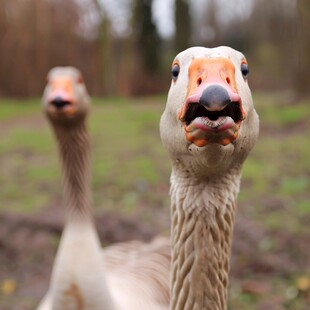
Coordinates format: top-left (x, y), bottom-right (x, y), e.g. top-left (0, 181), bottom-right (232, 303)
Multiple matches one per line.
top-left (296, 276), bottom-right (310, 292)
top-left (1, 278), bottom-right (17, 295)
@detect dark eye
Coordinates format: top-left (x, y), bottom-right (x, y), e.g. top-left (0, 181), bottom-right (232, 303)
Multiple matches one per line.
top-left (241, 62), bottom-right (249, 78)
top-left (171, 64), bottom-right (180, 81)
top-left (77, 75), bottom-right (84, 84)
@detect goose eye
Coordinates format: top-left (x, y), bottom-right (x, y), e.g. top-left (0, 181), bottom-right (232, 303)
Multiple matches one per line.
top-left (241, 62), bottom-right (249, 78)
top-left (171, 64), bottom-right (180, 81)
top-left (77, 75), bottom-right (84, 84)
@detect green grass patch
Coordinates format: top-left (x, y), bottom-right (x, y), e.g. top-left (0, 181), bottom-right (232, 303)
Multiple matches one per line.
top-left (1, 127), bottom-right (53, 154)
top-left (0, 97), bottom-right (170, 214)
top-left (0, 98), bottom-right (40, 121)
top-left (0, 93), bottom-right (309, 225)
top-left (280, 177), bottom-right (309, 195)
top-left (253, 92), bottom-right (310, 126)
top-left (296, 200), bottom-right (310, 215)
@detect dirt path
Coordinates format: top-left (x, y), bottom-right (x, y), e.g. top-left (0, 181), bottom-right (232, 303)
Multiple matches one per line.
top-left (0, 112), bottom-right (45, 136)
top-left (0, 206), bottom-right (160, 310)
top-left (1, 206), bottom-right (309, 309)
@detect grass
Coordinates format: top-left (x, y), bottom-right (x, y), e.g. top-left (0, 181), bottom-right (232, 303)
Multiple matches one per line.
top-left (0, 92), bottom-right (309, 309)
top-left (0, 98), bottom-right (40, 121)
top-left (0, 96), bottom-right (171, 214)
top-left (0, 92), bottom-right (309, 216)
top-left (254, 91), bottom-right (310, 126)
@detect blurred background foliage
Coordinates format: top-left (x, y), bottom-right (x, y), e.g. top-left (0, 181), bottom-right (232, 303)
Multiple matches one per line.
top-left (0, 0), bottom-right (308, 97)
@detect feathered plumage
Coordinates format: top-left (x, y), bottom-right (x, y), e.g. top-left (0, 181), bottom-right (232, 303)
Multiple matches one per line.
top-left (38, 67), bottom-right (170, 310)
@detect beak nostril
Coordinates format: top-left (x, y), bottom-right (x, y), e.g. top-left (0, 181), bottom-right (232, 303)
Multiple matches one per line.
top-left (226, 77), bottom-right (231, 85)
top-left (197, 77), bottom-right (202, 86)
top-left (50, 96), bottom-right (71, 109)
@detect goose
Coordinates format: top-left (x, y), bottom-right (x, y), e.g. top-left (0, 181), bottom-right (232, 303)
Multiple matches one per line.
top-left (160, 46), bottom-right (259, 309)
top-left (37, 67), bottom-right (170, 310)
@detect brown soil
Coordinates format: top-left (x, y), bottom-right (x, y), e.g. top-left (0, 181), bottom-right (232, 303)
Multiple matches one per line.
top-left (1, 205), bottom-right (310, 309)
top-left (0, 205), bottom-right (159, 310)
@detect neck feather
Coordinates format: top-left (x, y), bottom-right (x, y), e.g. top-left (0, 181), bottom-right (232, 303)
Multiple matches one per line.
top-left (53, 120), bottom-right (91, 220)
top-left (50, 120), bottom-right (116, 309)
top-left (170, 169), bottom-right (241, 310)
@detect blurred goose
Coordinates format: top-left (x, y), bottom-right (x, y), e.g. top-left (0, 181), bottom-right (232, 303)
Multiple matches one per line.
top-left (37, 67), bottom-right (170, 310)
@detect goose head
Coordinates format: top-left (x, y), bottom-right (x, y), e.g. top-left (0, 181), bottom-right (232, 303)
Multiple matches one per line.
top-left (42, 67), bottom-right (90, 125)
top-left (160, 46), bottom-right (259, 178)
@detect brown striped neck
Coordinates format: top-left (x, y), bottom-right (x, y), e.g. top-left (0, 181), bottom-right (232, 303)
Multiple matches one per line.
top-left (52, 119), bottom-right (92, 221)
top-left (169, 168), bottom-right (241, 310)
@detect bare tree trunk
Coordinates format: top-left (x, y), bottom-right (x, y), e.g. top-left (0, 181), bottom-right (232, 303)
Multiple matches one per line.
top-left (295, 0), bottom-right (310, 94)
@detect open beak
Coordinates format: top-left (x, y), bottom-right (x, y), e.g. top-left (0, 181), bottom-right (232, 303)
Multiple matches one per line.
top-left (179, 57), bottom-right (246, 147)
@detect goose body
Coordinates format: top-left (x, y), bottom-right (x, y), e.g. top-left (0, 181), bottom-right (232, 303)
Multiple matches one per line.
top-left (160, 46), bottom-right (259, 309)
top-left (37, 67), bottom-right (170, 310)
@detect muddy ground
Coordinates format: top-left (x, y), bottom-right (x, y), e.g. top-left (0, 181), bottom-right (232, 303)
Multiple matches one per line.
top-left (1, 204), bottom-right (309, 310)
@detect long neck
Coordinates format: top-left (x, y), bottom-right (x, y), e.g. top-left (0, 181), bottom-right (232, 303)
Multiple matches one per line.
top-left (50, 119), bottom-right (115, 309)
top-left (54, 119), bottom-right (91, 221)
top-left (170, 168), bottom-right (241, 310)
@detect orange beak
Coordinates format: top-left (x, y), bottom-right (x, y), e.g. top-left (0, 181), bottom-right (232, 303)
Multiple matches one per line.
top-left (179, 57), bottom-right (246, 121)
top-left (47, 77), bottom-right (75, 105)
top-left (45, 76), bottom-right (78, 119)
top-left (178, 57), bottom-right (246, 147)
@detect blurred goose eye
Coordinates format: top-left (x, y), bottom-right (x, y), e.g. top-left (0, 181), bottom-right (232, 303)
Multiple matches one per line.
top-left (241, 62), bottom-right (249, 78)
top-left (171, 63), bottom-right (180, 81)
top-left (77, 75), bottom-right (84, 84)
